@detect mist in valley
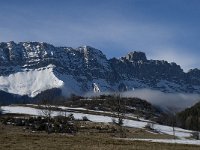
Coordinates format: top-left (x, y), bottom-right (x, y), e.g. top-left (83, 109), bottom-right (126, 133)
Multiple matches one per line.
top-left (121, 89), bottom-right (200, 112)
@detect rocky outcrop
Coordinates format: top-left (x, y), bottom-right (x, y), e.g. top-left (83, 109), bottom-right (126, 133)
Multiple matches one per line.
top-left (124, 51), bottom-right (147, 62)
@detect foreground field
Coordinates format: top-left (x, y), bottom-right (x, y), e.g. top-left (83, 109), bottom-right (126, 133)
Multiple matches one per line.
top-left (0, 122), bottom-right (200, 150)
top-left (1, 105), bottom-right (195, 138)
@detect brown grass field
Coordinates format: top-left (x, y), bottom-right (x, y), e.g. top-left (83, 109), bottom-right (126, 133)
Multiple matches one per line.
top-left (0, 120), bottom-right (200, 150)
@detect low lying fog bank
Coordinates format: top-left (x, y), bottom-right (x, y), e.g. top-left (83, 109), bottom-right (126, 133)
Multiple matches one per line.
top-left (84, 89), bottom-right (200, 112)
top-left (121, 89), bottom-right (200, 112)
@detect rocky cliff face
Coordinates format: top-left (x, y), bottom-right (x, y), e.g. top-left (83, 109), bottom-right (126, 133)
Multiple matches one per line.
top-left (0, 41), bottom-right (199, 98)
top-left (109, 51), bottom-right (194, 93)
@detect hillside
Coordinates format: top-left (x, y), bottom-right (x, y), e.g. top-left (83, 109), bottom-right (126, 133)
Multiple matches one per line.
top-left (177, 102), bottom-right (200, 131)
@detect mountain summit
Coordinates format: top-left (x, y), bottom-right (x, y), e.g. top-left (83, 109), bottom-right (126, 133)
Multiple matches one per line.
top-left (0, 41), bottom-right (200, 99)
top-left (124, 51), bottom-right (147, 62)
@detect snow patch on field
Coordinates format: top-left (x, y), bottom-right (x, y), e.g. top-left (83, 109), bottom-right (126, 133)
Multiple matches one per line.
top-left (1, 105), bottom-right (195, 139)
top-left (123, 138), bottom-right (200, 146)
top-left (153, 124), bottom-right (192, 138)
top-left (2, 106), bottom-right (112, 123)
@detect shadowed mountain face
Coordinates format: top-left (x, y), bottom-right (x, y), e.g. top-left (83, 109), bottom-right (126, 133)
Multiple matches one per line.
top-left (0, 41), bottom-right (200, 99)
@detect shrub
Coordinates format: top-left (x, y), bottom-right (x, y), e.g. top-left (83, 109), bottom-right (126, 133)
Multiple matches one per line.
top-left (68, 114), bottom-right (75, 121)
top-left (191, 131), bottom-right (200, 140)
top-left (82, 116), bottom-right (89, 121)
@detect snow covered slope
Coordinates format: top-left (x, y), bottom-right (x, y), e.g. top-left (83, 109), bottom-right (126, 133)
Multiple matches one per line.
top-left (0, 65), bottom-right (63, 97)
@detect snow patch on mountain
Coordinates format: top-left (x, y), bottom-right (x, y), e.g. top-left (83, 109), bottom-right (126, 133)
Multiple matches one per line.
top-left (0, 65), bottom-right (63, 97)
top-left (93, 83), bottom-right (101, 93)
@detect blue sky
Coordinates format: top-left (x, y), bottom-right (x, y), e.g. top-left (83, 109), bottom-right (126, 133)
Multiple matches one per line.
top-left (0, 0), bottom-right (199, 71)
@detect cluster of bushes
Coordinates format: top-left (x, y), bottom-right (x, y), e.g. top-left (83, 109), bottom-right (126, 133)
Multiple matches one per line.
top-left (80, 122), bottom-right (118, 133)
top-left (1, 115), bottom-right (78, 134)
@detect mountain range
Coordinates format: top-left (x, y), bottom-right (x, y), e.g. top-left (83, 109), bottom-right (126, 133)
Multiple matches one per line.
top-left (0, 41), bottom-right (200, 102)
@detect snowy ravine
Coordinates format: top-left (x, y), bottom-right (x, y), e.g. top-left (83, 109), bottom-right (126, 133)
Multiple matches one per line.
top-left (2, 105), bottom-right (195, 139)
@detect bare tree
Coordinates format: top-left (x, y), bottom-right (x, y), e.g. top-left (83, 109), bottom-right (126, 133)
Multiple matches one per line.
top-left (39, 100), bottom-right (54, 118)
top-left (112, 94), bottom-right (126, 138)
top-left (172, 113), bottom-right (176, 140)
top-left (38, 99), bottom-right (55, 133)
